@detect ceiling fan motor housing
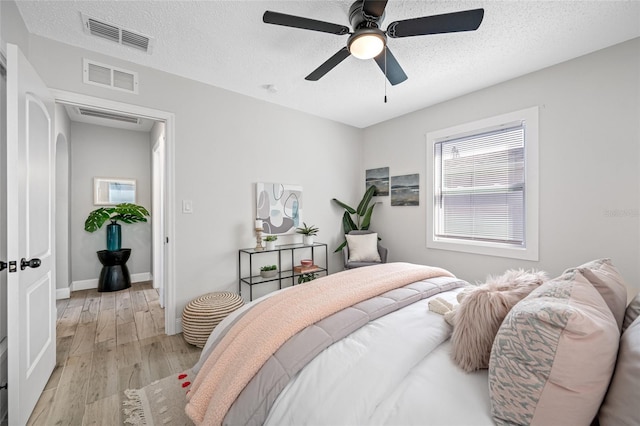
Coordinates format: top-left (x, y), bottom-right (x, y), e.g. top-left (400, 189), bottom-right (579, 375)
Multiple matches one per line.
top-left (349, 0), bottom-right (384, 30)
top-left (347, 1), bottom-right (387, 59)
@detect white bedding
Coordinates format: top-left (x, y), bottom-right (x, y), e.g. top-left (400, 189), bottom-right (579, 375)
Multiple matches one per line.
top-left (265, 288), bottom-right (494, 426)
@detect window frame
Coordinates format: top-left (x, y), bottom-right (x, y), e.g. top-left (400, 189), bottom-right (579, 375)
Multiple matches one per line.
top-left (426, 107), bottom-right (539, 261)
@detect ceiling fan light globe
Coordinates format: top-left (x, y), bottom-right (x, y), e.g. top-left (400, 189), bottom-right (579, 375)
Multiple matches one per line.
top-left (348, 31), bottom-right (386, 60)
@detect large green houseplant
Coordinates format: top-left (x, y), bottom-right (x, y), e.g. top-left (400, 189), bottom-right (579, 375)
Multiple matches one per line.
top-left (84, 203), bottom-right (150, 251)
top-left (331, 185), bottom-right (377, 253)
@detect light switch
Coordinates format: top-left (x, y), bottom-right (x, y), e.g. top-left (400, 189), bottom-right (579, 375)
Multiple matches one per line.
top-left (182, 200), bottom-right (193, 214)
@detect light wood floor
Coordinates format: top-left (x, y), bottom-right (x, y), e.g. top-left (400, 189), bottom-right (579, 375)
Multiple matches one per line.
top-left (27, 281), bottom-right (201, 425)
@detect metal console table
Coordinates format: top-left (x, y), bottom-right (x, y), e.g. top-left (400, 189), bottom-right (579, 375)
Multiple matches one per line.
top-left (238, 242), bottom-right (328, 301)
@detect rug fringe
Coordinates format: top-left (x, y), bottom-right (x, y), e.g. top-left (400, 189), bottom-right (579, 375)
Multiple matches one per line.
top-left (123, 388), bottom-right (148, 425)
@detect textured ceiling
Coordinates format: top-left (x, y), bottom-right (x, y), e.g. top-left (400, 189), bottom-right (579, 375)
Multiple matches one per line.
top-left (15, 0), bottom-right (640, 128)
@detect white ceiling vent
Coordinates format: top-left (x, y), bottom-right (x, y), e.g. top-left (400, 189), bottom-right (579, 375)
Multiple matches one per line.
top-left (83, 59), bottom-right (139, 94)
top-left (77, 107), bottom-right (140, 124)
top-left (81, 13), bottom-right (154, 53)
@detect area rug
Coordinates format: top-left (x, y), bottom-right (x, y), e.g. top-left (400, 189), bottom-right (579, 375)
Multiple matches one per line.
top-left (123, 370), bottom-right (195, 425)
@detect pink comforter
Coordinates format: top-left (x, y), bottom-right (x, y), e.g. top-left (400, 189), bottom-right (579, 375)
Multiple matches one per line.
top-left (185, 262), bottom-right (454, 425)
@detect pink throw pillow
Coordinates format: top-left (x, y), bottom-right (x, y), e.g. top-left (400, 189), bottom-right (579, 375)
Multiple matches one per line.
top-left (450, 269), bottom-right (547, 372)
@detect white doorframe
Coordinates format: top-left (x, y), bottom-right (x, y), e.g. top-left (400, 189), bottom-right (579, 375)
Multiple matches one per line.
top-left (54, 133), bottom-right (70, 300)
top-left (50, 89), bottom-right (178, 335)
top-left (152, 128), bottom-right (165, 307)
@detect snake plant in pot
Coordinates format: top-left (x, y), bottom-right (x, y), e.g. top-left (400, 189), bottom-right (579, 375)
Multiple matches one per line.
top-left (84, 203), bottom-right (150, 251)
top-left (296, 222), bottom-right (319, 245)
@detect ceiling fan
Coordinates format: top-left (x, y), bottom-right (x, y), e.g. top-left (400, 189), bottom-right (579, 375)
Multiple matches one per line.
top-left (263, 0), bottom-right (484, 86)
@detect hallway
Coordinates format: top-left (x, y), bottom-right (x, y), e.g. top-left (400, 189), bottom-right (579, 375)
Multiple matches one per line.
top-left (27, 282), bottom-right (201, 425)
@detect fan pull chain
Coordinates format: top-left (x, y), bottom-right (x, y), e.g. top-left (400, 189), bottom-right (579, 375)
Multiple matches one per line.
top-left (384, 46), bottom-right (388, 103)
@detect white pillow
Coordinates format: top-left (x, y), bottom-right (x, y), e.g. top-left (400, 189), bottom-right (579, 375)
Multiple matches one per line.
top-left (598, 316), bottom-right (640, 425)
top-left (346, 233), bottom-right (381, 263)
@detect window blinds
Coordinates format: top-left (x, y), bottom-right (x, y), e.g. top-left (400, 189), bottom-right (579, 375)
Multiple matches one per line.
top-left (434, 123), bottom-right (525, 246)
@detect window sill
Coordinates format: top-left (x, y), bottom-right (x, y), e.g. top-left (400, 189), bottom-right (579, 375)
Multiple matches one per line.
top-left (427, 237), bottom-right (538, 261)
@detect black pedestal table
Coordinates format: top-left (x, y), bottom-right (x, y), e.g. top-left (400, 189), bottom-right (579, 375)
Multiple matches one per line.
top-left (97, 248), bottom-right (132, 292)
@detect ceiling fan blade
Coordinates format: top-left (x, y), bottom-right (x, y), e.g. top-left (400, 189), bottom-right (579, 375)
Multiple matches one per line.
top-left (362, 0), bottom-right (389, 19)
top-left (387, 8), bottom-right (484, 38)
top-left (305, 47), bottom-right (351, 81)
top-left (374, 47), bottom-right (408, 86)
top-left (263, 11), bottom-right (350, 35)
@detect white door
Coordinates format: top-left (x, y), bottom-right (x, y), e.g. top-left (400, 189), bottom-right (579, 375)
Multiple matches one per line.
top-left (0, 52), bottom-right (8, 420)
top-left (6, 43), bottom-right (56, 425)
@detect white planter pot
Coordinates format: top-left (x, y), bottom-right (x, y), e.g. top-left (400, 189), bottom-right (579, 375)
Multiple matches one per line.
top-left (260, 269), bottom-right (278, 279)
top-left (303, 235), bottom-right (314, 245)
top-left (266, 241), bottom-right (276, 250)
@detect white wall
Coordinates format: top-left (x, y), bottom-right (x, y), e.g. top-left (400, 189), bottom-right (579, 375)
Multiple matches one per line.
top-left (70, 122), bottom-right (152, 284)
top-left (363, 38), bottom-right (640, 298)
top-left (0, 0), bottom-right (29, 57)
top-left (26, 34), bottom-right (362, 318)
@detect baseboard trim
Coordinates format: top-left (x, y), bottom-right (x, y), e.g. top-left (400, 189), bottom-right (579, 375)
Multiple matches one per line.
top-left (71, 272), bottom-right (152, 292)
top-left (56, 287), bottom-right (71, 300)
top-left (71, 278), bottom-right (99, 292)
top-left (174, 317), bottom-right (182, 334)
top-left (131, 272), bottom-right (153, 283)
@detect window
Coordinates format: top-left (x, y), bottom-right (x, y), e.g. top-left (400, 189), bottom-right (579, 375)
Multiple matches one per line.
top-left (426, 107), bottom-right (538, 260)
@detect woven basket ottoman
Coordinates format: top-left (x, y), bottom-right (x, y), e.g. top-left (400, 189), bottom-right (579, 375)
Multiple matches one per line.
top-left (182, 292), bottom-right (244, 348)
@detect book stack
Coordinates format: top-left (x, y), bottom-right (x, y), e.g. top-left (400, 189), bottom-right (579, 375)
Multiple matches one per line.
top-left (293, 264), bottom-right (320, 273)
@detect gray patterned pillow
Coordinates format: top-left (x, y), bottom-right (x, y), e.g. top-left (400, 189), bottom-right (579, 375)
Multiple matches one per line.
top-left (489, 270), bottom-right (619, 425)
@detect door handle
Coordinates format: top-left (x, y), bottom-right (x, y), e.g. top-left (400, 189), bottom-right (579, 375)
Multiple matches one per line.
top-left (0, 261), bottom-right (6, 272)
top-left (20, 258), bottom-right (41, 270)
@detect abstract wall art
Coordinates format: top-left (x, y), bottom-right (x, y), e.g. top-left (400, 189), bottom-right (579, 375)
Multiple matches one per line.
top-left (256, 182), bottom-right (302, 234)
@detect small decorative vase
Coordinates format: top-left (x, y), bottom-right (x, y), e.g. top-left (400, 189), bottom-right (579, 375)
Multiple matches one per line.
top-left (266, 241), bottom-right (276, 251)
top-left (303, 235), bottom-right (314, 245)
top-left (106, 222), bottom-right (122, 251)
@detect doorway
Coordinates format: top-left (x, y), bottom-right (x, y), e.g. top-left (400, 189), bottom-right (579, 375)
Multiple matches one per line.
top-left (52, 90), bottom-right (177, 335)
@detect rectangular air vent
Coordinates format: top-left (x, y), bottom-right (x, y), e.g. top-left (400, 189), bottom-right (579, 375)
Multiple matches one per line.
top-left (81, 13), bottom-right (154, 53)
top-left (83, 59), bottom-right (139, 94)
top-left (77, 107), bottom-right (140, 124)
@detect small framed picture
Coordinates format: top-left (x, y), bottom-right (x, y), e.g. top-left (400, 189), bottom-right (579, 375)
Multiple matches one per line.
top-left (365, 167), bottom-right (389, 196)
top-left (391, 174), bottom-right (419, 206)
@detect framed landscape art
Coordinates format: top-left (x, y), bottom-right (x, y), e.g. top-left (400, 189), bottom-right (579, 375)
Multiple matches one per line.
top-left (365, 167), bottom-right (389, 196)
top-left (391, 174), bottom-right (419, 206)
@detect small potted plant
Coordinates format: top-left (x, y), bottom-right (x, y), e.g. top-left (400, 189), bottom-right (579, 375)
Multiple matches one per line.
top-left (260, 264), bottom-right (278, 279)
top-left (264, 235), bottom-right (278, 250)
top-left (298, 272), bottom-right (318, 284)
top-left (296, 222), bottom-right (319, 245)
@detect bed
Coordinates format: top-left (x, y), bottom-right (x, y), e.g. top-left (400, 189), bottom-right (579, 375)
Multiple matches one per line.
top-left (185, 261), bottom-right (640, 426)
